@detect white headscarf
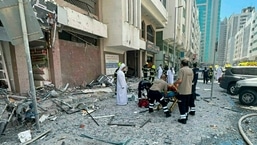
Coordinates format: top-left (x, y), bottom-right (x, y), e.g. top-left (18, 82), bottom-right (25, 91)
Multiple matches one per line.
top-left (119, 63), bottom-right (126, 71)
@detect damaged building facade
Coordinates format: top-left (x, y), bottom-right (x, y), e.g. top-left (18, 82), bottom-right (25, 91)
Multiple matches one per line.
top-left (0, 0), bottom-right (107, 94)
top-left (0, 0), bottom-right (168, 94)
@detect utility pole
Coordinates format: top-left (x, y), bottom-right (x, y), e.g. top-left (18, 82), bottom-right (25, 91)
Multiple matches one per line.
top-left (210, 41), bottom-right (218, 101)
top-left (18, 0), bottom-right (40, 130)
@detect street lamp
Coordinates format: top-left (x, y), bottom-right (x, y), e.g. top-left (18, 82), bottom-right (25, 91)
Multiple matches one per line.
top-left (173, 5), bottom-right (183, 71)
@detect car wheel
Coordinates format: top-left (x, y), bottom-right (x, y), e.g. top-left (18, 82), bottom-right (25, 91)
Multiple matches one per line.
top-left (239, 89), bottom-right (257, 106)
top-left (227, 83), bottom-right (236, 95)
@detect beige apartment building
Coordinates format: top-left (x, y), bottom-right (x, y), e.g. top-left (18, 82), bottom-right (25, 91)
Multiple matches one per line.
top-left (0, 0), bottom-right (200, 94)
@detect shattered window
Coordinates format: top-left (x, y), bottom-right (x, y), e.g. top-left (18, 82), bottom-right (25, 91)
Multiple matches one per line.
top-left (64, 0), bottom-right (97, 15)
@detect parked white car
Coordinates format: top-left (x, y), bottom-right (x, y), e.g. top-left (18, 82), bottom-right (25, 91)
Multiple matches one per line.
top-left (235, 78), bottom-right (257, 106)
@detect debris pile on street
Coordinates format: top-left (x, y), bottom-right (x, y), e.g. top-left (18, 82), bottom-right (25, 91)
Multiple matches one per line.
top-left (0, 76), bottom-right (141, 144)
top-left (0, 79), bottom-right (257, 144)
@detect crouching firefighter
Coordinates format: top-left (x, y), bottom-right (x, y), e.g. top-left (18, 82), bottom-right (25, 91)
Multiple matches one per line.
top-left (148, 74), bottom-right (171, 117)
top-left (138, 80), bottom-right (152, 99)
top-left (137, 80), bottom-right (152, 107)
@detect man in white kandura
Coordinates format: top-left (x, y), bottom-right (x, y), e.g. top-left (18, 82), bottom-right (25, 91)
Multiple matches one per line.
top-left (157, 64), bottom-right (163, 79)
top-left (167, 67), bottom-right (175, 84)
top-left (116, 63), bottom-right (128, 105)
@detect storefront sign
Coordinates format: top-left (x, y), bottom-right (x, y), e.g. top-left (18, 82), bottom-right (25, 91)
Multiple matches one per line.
top-left (146, 41), bottom-right (160, 53)
top-left (105, 54), bottom-right (119, 75)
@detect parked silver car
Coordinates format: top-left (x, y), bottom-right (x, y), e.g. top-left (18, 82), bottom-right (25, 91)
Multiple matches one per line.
top-left (219, 66), bottom-right (257, 95)
top-left (235, 78), bottom-right (257, 106)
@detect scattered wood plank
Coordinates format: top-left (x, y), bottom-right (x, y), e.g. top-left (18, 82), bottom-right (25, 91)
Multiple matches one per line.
top-left (22, 129), bottom-right (51, 145)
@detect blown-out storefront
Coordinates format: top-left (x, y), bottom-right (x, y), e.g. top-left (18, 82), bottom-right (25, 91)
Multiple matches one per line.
top-left (146, 41), bottom-right (160, 67)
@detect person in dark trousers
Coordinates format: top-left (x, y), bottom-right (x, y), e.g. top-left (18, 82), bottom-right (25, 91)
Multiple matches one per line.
top-left (173, 58), bottom-right (193, 124)
top-left (142, 63), bottom-right (149, 80)
top-left (149, 65), bottom-right (156, 82)
top-left (163, 65), bottom-right (169, 77)
top-left (148, 74), bottom-right (171, 117)
top-left (138, 79), bottom-right (152, 99)
top-left (208, 67), bottom-right (214, 83)
top-left (189, 63), bottom-right (199, 115)
top-left (203, 67), bottom-right (209, 84)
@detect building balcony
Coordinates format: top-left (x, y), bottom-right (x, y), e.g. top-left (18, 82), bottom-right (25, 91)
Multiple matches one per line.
top-left (31, 0), bottom-right (107, 39)
top-left (57, 6), bottom-right (107, 38)
top-left (176, 35), bottom-right (186, 52)
top-left (141, 0), bottom-right (168, 28)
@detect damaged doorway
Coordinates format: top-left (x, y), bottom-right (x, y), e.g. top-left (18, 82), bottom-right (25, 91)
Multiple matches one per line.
top-left (127, 51), bottom-right (139, 77)
top-left (29, 38), bottom-right (50, 87)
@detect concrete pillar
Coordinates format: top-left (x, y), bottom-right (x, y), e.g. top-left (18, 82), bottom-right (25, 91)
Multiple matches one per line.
top-left (97, 0), bottom-right (105, 74)
top-left (139, 50), bottom-right (143, 78)
top-left (13, 44), bottom-right (30, 94)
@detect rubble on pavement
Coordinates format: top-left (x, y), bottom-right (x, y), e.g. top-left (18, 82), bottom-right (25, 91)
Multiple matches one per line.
top-left (0, 76), bottom-right (140, 143)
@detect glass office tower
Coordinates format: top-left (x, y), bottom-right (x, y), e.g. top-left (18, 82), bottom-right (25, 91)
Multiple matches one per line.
top-left (196, 0), bottom-right (221, 64)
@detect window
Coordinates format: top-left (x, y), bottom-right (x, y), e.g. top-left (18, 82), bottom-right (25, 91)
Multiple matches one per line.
top-left (147, 25), bottom-right (154, 42)
top-left (59, 31), bottom-right (98, 46)
top-left (64, 0), bottom-right (97, 15)
top-left (163, 0), bottom-right (166, 8)
top-left (231, 68), bottom-right (257, 75)
top-left (141, 21), bottom-right (145, 39)
top-left (246, 68), bottom-right (257, 75)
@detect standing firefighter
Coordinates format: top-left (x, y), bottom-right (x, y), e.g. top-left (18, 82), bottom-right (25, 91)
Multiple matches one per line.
top-left (189, 63), bottom-right (199, 116)
top-left (208, 66), bottom-right (214, 83)
top-left (142, 62), bottom-right (150, 80)
top-left (149, 65), bottom-right (156, 82)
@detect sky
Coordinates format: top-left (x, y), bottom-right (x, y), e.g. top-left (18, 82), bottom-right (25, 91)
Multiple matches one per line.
top-left (220, 0), bottom-right (257, 20)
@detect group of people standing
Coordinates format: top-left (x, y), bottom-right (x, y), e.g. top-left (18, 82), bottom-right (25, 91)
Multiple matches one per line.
top-left (203, 66), bottom-right (223, 84)
top-left (157, 64), bottom-right (175, 84)
top-left (146, 58), bottom-right (199, 124)
top-left (114, 59), bottom-right (199, 125)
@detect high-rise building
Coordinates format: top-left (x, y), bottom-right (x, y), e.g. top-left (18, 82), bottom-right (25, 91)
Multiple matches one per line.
top-left (217, 18), bottom-right (227, 65)
top-left (225, 7), bottom-right (254, 64)
top-left (234, 11), bottom-right (256, 63)
top-left (196, 0), bottom-right (221, 64)
top-left (250, 12), bottom-right (257, 60)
